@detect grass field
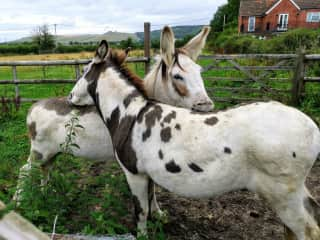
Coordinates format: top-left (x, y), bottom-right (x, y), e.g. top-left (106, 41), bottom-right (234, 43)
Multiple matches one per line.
top-left (0, 52), bottom-right (320, 238)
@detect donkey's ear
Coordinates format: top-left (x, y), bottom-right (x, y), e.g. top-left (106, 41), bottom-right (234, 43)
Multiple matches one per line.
top-left (112, 48), bottom-right (130, 66)
top-left (182, 26), bottom-right (210, 61)
top-left (94, 40), bottom-right (109, 63)
top-left (160, 26), bottom-right (175, 66)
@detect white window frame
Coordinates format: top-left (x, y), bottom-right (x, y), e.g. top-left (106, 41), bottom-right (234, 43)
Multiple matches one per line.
top-left (278, 13), bottom-right (289, 31)
top-left (307, 12), bottom-right (320, 22)
top-left (248, 16), bottom-right (256, 32)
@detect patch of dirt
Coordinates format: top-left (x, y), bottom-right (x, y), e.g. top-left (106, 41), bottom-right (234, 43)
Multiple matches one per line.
top-left (53, 161), bottom-right (320, 240)
top-left (151, 163), bottom-right (320, 240)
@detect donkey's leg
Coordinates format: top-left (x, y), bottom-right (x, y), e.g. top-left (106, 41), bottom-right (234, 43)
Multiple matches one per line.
top-left (128, 173), bottom-right (149, 235)
top-left (257, 182), bottom-right (320, 240)
top-left (14, 148), bottom-right (56, 202)
top-left (303, 187), bottom-right (320, 240)
top-left (149, 180), bottom-right (164, 217)
top-left (269, 190), bottom-right (311, 240)
top-left (13, 156), bottom-right (32, 201)
top-left (116, 160), bottom-right (149, 235)
top-left (14, 149), bottom-right (46, 201)
top-left (304, 187), bottom-right (320, 226)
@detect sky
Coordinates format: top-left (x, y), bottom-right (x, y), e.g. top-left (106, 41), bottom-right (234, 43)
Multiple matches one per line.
top-left (0, 0), bottom-right (227, 42)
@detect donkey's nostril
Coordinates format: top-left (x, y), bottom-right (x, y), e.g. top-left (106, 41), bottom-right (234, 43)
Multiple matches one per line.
top-left (192, 101), bottom-right (214, 112)
top-left (197, 102), bottom-right (211, 106)
top-left (67, 93), bottom-right (73, 105)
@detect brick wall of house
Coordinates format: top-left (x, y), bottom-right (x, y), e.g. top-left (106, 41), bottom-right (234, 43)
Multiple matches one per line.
top-left (263, 0), bottom-right (300, 31)
top-left (239, 16), bottom-right (264, 32)
top-left (297, 9), bottom-right (320, 29)
top-left (238, 0), bottom-right (320, 33)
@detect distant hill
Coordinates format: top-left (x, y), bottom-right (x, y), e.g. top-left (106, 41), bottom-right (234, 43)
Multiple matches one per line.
top-left (11, 25), bottom-right (204, 44)
top-left (136, 25), bottom-right (204, 41)
top-left (13, 31), bottom-right (139, 44)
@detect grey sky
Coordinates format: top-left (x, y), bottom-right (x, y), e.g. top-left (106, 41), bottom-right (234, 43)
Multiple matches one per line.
top-left (0, 0), bottom-right (227, 42)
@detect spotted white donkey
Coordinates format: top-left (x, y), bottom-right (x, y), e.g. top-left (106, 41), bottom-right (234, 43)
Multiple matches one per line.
top-left (69, 39), bottom-right (320, 240)
top-left (15, 26), bottom-right (213, 212)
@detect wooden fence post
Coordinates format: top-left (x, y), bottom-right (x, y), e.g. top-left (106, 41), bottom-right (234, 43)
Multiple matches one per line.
top-left (0, 201), bottom-right (50, 240)
top-left (144, 22), bottom-right (151, 75)
top-left (12, 66), bottom-right (19, 99)
top-left (291, 48), bottom-right (306, 106)
top-left (42, 65), bottom-right (46, 79)
top-left (75, 64), bottom-right (80, 80)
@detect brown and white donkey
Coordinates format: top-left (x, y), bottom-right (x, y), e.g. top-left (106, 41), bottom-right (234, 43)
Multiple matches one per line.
top-left (15, 26), bottom-right (213, 213)
top-left (69, 39), bottom-right (320, 240)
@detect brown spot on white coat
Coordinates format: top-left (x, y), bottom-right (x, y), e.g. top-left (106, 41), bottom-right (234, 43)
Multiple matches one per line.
top-left (204, 116), bottom-right (218, 126)
top-left (160, 127), bottom-right (172, 142)
top-left (165, 160), bottom-right (181, 173)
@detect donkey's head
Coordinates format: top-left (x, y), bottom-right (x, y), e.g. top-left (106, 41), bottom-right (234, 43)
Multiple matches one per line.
top-left (146, 26), bottom-right (213, 112)
top-left (68, 41), bottom-right (131, 106)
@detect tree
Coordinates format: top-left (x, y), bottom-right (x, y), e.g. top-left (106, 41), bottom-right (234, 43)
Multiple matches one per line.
top-left (210, 0), bottom-right (240, 32)
top-left (176, 35), bottom-right (193, 48)
top-left (32, 24), bottom-right (56, 53)
top-left (120, 37), bottom-right (134, 49)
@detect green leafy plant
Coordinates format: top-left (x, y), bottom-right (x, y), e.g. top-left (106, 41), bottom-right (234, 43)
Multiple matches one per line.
top-left (136, 215), bottom-right (167, 240)
top-left (60, 110), bottom-right (84, 153)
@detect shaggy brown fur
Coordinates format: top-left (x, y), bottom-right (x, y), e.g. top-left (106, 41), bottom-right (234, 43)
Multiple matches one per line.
top-left (109, 49), bottom-right (148, 98)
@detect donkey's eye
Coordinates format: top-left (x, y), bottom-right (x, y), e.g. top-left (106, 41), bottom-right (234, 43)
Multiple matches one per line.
top-left (173, 74), bottom-right (184, 81)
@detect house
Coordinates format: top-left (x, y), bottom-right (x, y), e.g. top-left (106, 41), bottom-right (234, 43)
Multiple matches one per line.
top-left (239, 0), bottom-right (320, 34)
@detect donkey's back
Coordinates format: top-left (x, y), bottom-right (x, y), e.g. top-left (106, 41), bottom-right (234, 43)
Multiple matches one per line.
top-left (26, 97), bottom-right (113, 163)
top-left (133, 101), bottom-right (320, 198)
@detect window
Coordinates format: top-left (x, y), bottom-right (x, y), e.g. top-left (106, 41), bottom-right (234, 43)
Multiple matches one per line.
top-left (278, 14), bottom-right (289, 31)
top-left (307, 12), bottom-right (320, 22)
top-left (248, 16), bottom-right (255, 32)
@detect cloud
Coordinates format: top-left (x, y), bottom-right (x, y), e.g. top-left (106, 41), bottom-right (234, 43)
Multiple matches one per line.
top-left (0, 0), bottom-right (227, 42)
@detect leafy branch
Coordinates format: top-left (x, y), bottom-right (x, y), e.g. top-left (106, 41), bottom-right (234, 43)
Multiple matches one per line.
top-left (60, 110), bottom-right (84, 153)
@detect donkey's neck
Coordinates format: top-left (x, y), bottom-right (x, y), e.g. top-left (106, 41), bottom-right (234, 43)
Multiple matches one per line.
top-left (96, 67), bottom-right (147, 131)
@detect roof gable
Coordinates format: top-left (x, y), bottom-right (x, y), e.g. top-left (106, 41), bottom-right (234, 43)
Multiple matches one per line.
top-left (266, 0), bottom-right (300, 14)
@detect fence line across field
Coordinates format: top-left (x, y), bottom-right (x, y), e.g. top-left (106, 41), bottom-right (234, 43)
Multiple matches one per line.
top-left (0, 21), bottom-right (319, 106)
top-left (1, 53), bottom-right (320, 105)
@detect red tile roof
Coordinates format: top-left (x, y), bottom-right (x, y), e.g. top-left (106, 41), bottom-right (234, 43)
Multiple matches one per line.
top-left (239, 0), bottom-right (320, 16)
top-left (294, 0), bottom-right (320, 9)
top-left (239, 0), bottom-right (277, 16)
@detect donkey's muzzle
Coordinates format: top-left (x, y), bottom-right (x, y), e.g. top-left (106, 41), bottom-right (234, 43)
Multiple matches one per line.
top-left (67, 93), bottom-right (73, 105)
top-left (192, 101), bottom-right (214, 112)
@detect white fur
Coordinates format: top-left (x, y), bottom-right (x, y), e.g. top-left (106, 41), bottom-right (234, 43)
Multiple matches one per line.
top-left (70, 51), bottom-right (320, 239)
top-left (15, 26), bottom-right (212, 205)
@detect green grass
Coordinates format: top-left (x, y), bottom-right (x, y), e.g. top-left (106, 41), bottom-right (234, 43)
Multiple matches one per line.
top-left (0, 61), bottom-right (163, 238)
top-left (0, 57), bottom-right (320, 238)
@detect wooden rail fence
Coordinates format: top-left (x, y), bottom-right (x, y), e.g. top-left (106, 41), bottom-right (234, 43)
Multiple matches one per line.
top-left (1, 37), bottom-right (320, 107)
top-left (0, 22), bottom-right (151, 104)
top-left (199, 51), bottom-right (320, 105)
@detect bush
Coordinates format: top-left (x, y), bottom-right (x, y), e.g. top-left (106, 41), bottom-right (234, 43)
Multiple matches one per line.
top-left (208, 27), bottom-right (320, 54)
top-left (0, 43), bottom-right (39, 55)
top-left (55, 44), bottom-right (96, 53)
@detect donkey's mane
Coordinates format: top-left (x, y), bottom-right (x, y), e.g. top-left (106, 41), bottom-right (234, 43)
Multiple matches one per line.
top-left (109, 50), bottom-right (147, 97)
